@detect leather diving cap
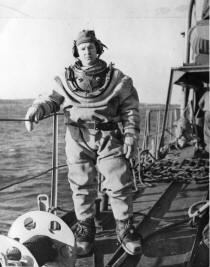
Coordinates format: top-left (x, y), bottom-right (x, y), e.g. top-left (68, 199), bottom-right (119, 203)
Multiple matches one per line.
top-left (73, 30), bottom-right (107, 57)
top-left (76, 30), bottom-right (98, 46)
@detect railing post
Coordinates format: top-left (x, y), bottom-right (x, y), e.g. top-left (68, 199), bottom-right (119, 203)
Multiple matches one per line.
top-left (155, 110), bottom-right (161, 159)
top-left (51, 113), bottom-right (58, 214)
top-left (142, 109), bottom-right (151, 151)
top-left (169, 109), bottom-right (173, 143)
top-left (158, 68), bottom-right (174, 152)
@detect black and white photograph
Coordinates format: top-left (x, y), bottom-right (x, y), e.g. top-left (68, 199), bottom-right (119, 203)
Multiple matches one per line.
top-left (0, 0), bottom-right (209, 266)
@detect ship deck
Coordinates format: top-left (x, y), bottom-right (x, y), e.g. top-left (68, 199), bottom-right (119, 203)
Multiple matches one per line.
top-left (62, 146), bottom-right (209, 267)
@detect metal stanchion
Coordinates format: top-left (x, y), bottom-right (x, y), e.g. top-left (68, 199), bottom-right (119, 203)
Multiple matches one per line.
top-left (142, 110), bottom-right (151, 151)
top-left (50, 113), bottom-right (58, 216)
top-left (155, 110), bottom-right (161, 159)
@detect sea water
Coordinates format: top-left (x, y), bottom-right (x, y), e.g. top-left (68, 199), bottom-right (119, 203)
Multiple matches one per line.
top-left (0, 99), bottom-right (72, 234)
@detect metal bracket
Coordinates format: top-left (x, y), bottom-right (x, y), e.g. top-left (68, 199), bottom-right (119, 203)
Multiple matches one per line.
top-left (37, 194), bottom-right (49, 211)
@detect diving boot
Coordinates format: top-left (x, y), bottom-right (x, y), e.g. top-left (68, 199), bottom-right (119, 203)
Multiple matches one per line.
top-left (116, 218), bottom-right (142, 255)
top-left (71, 217), bottom-right (96, 256)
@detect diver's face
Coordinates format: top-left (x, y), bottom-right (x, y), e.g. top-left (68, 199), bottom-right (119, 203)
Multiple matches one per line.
top-left (77, 42), bottom-right (97, 66)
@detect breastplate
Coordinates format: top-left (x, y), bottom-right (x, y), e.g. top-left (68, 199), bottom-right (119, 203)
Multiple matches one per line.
top-left (65, 62), bottom-right (113, 98)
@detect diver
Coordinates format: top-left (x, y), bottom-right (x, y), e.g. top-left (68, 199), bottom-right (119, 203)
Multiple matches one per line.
top-left (25, 30), bottom-right (142, 257)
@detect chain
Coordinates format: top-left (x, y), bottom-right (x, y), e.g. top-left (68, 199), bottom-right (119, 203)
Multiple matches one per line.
top-left (133, 150), bottom-right (209, 184)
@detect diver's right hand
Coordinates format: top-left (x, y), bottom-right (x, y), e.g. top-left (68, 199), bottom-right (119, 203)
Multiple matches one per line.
top-left (25, 105), bottom-right (44, 132)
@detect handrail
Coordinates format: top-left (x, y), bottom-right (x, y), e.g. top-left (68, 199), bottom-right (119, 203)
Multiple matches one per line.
top-left (0, 112), bottom-right (63, 122)
top-left (0, 112), bottom-right (64, 214)
top-left (0, 118), bottom-right (29, 122)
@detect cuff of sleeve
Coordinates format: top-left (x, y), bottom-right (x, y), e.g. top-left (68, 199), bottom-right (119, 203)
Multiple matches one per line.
top-left (32, 102), bottom-right (54, 116)
top-left (32, 103), bottom-right (45, 117)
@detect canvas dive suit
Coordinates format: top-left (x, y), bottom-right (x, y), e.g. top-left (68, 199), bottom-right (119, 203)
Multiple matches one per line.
top-left (32, 60), bottom-right (140, 221)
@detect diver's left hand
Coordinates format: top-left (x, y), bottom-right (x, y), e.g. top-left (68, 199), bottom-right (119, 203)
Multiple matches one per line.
top-left (123, 133), bottom-right (137, 159)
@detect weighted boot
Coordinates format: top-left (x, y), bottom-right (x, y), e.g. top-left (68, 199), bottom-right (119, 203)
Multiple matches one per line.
top-left (116, 217), bottom-right (142, 255)
top-left (71, 217), bottom-right (96, 256)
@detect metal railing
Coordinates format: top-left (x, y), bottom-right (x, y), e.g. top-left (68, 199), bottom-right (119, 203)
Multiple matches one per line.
top-left (141, 106), bottom-right (180, 158)
top-left (0, 106), bottom-right (180, 210)
top-left (0, 112), bottom-right (65, 215)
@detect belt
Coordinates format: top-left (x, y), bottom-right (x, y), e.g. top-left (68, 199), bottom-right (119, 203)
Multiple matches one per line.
top-left (67, 121), bottom-right (119, 131)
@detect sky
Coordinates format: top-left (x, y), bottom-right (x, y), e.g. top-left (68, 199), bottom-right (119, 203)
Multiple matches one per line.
top-left (0, 0), bottom-right (194, 103)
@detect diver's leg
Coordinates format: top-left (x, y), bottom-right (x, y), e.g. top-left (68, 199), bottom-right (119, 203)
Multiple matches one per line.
top-left (65, 127), bottom-right (98, 255)
top-left (97, 131), bottom-right (142, 255)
